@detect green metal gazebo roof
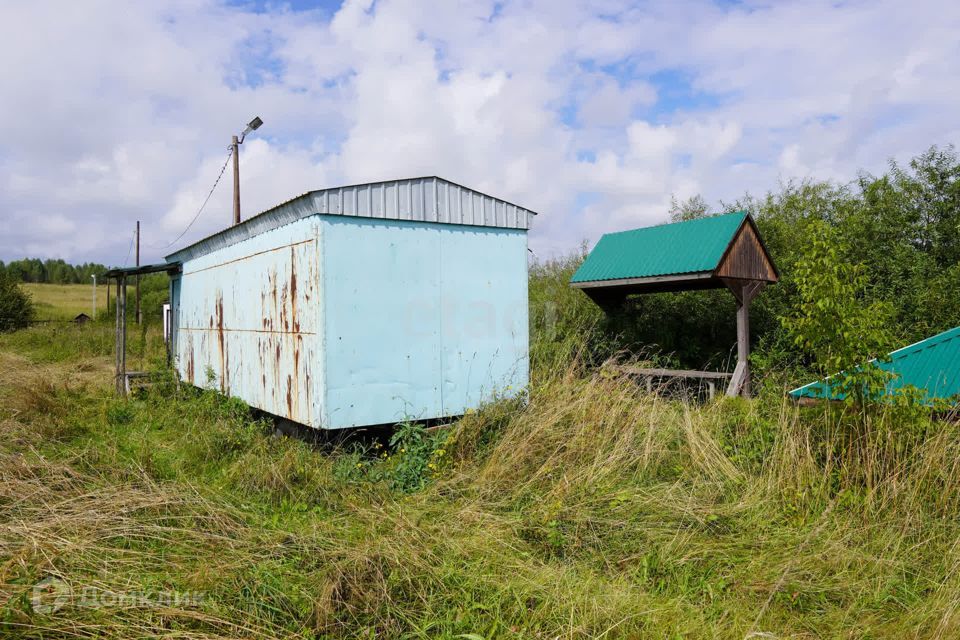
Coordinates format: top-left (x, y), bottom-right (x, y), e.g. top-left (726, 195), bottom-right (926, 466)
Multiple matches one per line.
top-left (571, 211), bottom-right (749, 283)
top-left (790, 326), bottom-right (960, 406)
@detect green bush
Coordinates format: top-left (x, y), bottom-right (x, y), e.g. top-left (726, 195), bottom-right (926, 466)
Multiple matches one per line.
top-left (0, 272), bottom-right (34, 331)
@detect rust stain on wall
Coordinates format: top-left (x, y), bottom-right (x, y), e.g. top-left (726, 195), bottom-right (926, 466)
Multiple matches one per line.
top-left (290, 245), bottom-right (299, 333)
top-left (216, 292), bottom-right (227, 393)
top-left (177, 237), bottom-right (317, 427)
top-left (285, 374), bottom-right (293, 418)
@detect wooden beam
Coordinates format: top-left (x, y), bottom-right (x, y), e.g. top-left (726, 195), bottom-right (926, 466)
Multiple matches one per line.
top-left (736, 294), bottom-right (750, 397)
top-left (571, 271), bottom-right (715, 289)
top-left (114, 277), bottom-right (122, 394)
top-left (614, 365), bottom-right (734, 380)
top-left (118, 276), bottom-right (127, 396)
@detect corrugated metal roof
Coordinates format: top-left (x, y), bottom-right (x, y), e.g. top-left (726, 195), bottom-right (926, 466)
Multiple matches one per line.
top-left (790, 326), bottom-right (960, 405)
top-left (166, 176), bottom-right (537, 264)
top-left (570, 211), bottom-right (748, 283)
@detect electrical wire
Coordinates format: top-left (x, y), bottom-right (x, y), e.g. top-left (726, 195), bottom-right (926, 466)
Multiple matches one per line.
top-left (121, 230), bottom-right (135, 267)
top-left (148, 148), bottom-right (233, 251)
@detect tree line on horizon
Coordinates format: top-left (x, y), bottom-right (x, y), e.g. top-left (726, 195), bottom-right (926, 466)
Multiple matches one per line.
top-left (0, 258), bottom-right (110, 285)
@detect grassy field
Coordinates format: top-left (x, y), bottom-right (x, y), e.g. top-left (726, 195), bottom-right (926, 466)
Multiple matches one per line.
top-left (1, 273), bottom-right (959, 638)
top-left (20, 283), bottom-right (116, 322)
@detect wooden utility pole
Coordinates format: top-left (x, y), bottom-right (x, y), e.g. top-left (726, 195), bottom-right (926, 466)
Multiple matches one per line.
top-left (135, 220), bottom-right (141, 324)
top-left (232, 135), bottom-right (241, 225)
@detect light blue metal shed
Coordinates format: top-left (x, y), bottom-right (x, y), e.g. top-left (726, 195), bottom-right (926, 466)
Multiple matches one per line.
top-left (165, 176), bottom-right (535, 430)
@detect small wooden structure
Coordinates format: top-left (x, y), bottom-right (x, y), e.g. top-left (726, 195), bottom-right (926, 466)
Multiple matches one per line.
top-left (72, 313), bottom-right (92, 325)
top-left (571, 211), bottom-right (778, 397)
top-left (613, 366), bottom-right (733, 399)
top-left (104, 262), bottom-right (181, 395)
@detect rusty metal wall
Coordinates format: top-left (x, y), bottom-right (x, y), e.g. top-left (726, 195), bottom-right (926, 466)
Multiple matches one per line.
top-left (171, 211), bottom-right (530, 430)
top-left (172, 217), bottom-right (321, 426)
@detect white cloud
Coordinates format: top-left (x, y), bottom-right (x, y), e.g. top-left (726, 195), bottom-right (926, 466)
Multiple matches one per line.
top-left (0, 0), bottom-right (958, 264)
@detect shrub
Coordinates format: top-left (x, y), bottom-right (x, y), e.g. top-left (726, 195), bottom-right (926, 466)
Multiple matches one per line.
top-left (0, 272), bottom-right (34, 331)
top-left (780, 222), bottom-right (896, 402)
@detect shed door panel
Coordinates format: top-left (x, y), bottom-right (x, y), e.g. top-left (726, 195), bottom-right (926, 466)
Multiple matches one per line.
top-left (321, 218), bottom-right (442, 428)
top-left (439, 227), bottom-right (529, 415)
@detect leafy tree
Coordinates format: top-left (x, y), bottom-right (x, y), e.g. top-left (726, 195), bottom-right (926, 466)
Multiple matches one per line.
top-left (780, 222), bottom-right (896, 401)
top-left (0, 271), bottom-right (35, 331)
top-left (669, 194), bottom-right (710, 222)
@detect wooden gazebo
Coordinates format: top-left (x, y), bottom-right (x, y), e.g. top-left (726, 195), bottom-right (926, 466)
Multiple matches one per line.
top-left (570, 211), bottom-right (778, 397)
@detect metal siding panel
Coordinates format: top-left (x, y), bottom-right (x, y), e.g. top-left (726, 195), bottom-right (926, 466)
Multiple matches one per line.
top-left (396, 181), bottom-right (408, 219)
top-left (427, 177), bottom-right (438, 222)
top-left (166, 177), bottom-right (537, 264)
top-left (448, 183), bottom-right (459, 224)
top-left (376, 183), bottom-right (386, 218)
top-left (412, 180), bottom-right (423, 221)
top-left (450, 183), bottom-right (461, 224)
top-left (439, 225), bottom-right (529, 415)
top-left (437, 180), bottom-right (449, 223)
top-left (389, 182), bottom-right (400, 219)
top-left (175, 217), bottom-right (321, 427)
top-left (466, 188), bottom-right (474, 225)
top-left (321, 217), bottom-right (443, 428)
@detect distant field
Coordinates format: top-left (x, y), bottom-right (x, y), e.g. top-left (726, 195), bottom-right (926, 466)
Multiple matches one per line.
top-left (19, 282), bottom-right (125, 321)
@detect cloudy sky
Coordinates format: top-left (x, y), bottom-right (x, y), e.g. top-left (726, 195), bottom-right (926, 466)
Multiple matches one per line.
top-left (1, 0), bottom-right (958, 265)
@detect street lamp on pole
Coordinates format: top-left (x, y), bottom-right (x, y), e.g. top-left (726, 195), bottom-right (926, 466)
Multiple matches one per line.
top-left (232, 116), bottom-right (264, 226)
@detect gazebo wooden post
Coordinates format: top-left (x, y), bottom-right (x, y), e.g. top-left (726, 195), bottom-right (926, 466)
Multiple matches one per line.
top-left (114, 276), bottom-right (120, 393)
top-left (735, 283), bottom-right (751, 397)
top-left (723, 279), bottom-right (764, 398)
top-left (115, 275), bottom-right (128, 396)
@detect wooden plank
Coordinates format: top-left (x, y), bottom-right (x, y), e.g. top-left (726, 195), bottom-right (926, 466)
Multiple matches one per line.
top-left (571, 271), bottom-right (714, 289)
top-left (614, 366), bottom-right (733, 380)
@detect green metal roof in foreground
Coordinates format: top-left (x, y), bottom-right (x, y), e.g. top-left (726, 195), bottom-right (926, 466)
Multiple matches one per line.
top-left (790, 326), bottom-right (960, 406)
top-left (571, 211), bottom-right (748, 283)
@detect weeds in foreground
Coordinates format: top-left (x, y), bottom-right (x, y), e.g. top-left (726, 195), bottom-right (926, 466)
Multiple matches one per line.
top-left (0, 327), bottom-right (958, 638)
top-left (2, 315), bottom-right (960, 639)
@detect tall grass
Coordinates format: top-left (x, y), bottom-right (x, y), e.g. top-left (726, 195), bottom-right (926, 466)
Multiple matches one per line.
top-left (1, 262), bottom-right (958, 638)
